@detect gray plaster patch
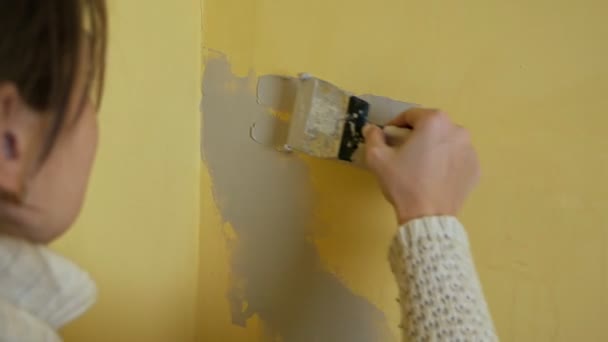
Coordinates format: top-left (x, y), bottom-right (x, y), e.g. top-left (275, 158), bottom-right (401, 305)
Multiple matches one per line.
top-left (249, 115), bottom-right (290, 149)
top-left (201, 52), bottom-right (394, 342)
top-left (257, 75), bottom-right (298, 113)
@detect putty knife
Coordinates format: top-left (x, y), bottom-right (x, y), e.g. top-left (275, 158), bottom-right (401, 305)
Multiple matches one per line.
top-left (285, 75), bottom-right (411, 162)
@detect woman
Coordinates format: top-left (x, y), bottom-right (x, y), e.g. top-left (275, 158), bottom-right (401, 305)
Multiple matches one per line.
top-left (0, 0), bottom-right (497, 340)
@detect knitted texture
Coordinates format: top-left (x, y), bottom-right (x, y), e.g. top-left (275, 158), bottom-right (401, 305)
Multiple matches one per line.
top-left (389, 217), bottom-right (498, 341)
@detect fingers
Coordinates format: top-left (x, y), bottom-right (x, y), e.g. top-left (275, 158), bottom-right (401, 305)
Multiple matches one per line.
top-left (388, 108), bottom-right (448, 129)
top-left (363, 124), bottom-right (391, 171)
top-left (363, 124), bottom-right (387, 149)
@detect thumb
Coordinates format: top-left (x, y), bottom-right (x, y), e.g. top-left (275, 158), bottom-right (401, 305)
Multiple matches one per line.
top-left (362, 124), bottom-right (391, 169)
top-left (363, 124), bottom-right (387, 148)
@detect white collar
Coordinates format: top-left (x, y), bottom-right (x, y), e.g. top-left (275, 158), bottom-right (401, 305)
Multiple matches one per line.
top-left (0, 235), bottom-right (96, 340)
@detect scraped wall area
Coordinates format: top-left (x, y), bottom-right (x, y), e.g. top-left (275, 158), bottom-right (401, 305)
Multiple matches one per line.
top-left (200, 53), bottom-right (396, 341)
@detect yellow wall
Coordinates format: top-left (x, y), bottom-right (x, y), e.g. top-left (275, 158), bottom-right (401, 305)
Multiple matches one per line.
top-left (50, 0), bottom-right (607, 341)
top-left (53, 0), bottom-right (202, 341)
top-left (200, 0), bottom-right (608, 341)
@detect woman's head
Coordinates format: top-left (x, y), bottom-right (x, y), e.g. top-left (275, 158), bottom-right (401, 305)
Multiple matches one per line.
top-left (0, 0), bottom-right (107, 243)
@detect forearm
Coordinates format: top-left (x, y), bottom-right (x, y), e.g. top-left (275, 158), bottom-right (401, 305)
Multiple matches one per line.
top-left (389, 216), bottom-right (497, 341)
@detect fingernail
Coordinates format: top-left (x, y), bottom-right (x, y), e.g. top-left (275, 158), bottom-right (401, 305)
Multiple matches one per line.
top-left (362, 124), bottom-right (373, 136)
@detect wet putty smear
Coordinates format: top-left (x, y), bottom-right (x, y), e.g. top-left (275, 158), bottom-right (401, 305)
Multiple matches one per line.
top-left (201, 52), bottom-right (395, 341)
top-left (253, 74), bottom-right (416, 164)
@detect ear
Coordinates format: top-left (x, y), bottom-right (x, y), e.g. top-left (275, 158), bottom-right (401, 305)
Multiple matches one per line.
top-left (0, 83), bottom-right (46, 200)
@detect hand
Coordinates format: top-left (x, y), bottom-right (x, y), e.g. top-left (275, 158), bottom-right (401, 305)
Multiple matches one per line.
top-left (363, 108), bottom-right (480, 225)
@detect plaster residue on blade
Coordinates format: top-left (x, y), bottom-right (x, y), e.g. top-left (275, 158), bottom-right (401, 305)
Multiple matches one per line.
top-left (201, 52), bottom-right (394, 342)
top-left (252, 75), bottom-right (417, 154)
top-left (301, 79), bottom-right (348, 158)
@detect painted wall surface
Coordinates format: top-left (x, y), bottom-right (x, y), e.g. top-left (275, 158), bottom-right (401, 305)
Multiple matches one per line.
top-left (52, 0), bottom-right (202, 341)
top-left (200, 0), bottom-right (608, 341)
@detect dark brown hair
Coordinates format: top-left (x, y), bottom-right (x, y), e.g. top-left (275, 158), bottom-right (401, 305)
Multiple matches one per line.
top-left (0, 0), bottom-right (107, 160)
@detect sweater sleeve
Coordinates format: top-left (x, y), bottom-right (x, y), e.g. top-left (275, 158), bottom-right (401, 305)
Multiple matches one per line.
top-left (389, 216), bottom-right (498, 341)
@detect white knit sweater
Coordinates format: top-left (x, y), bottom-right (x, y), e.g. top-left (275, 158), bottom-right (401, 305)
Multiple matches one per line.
top-left (0, 217), bottom-right (495, 341)
top-left (390, 216), bottom-right (498, 341)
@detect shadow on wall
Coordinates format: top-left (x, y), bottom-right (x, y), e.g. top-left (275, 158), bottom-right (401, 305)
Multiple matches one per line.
top-left (201, 52), bottom-right (394, 342)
